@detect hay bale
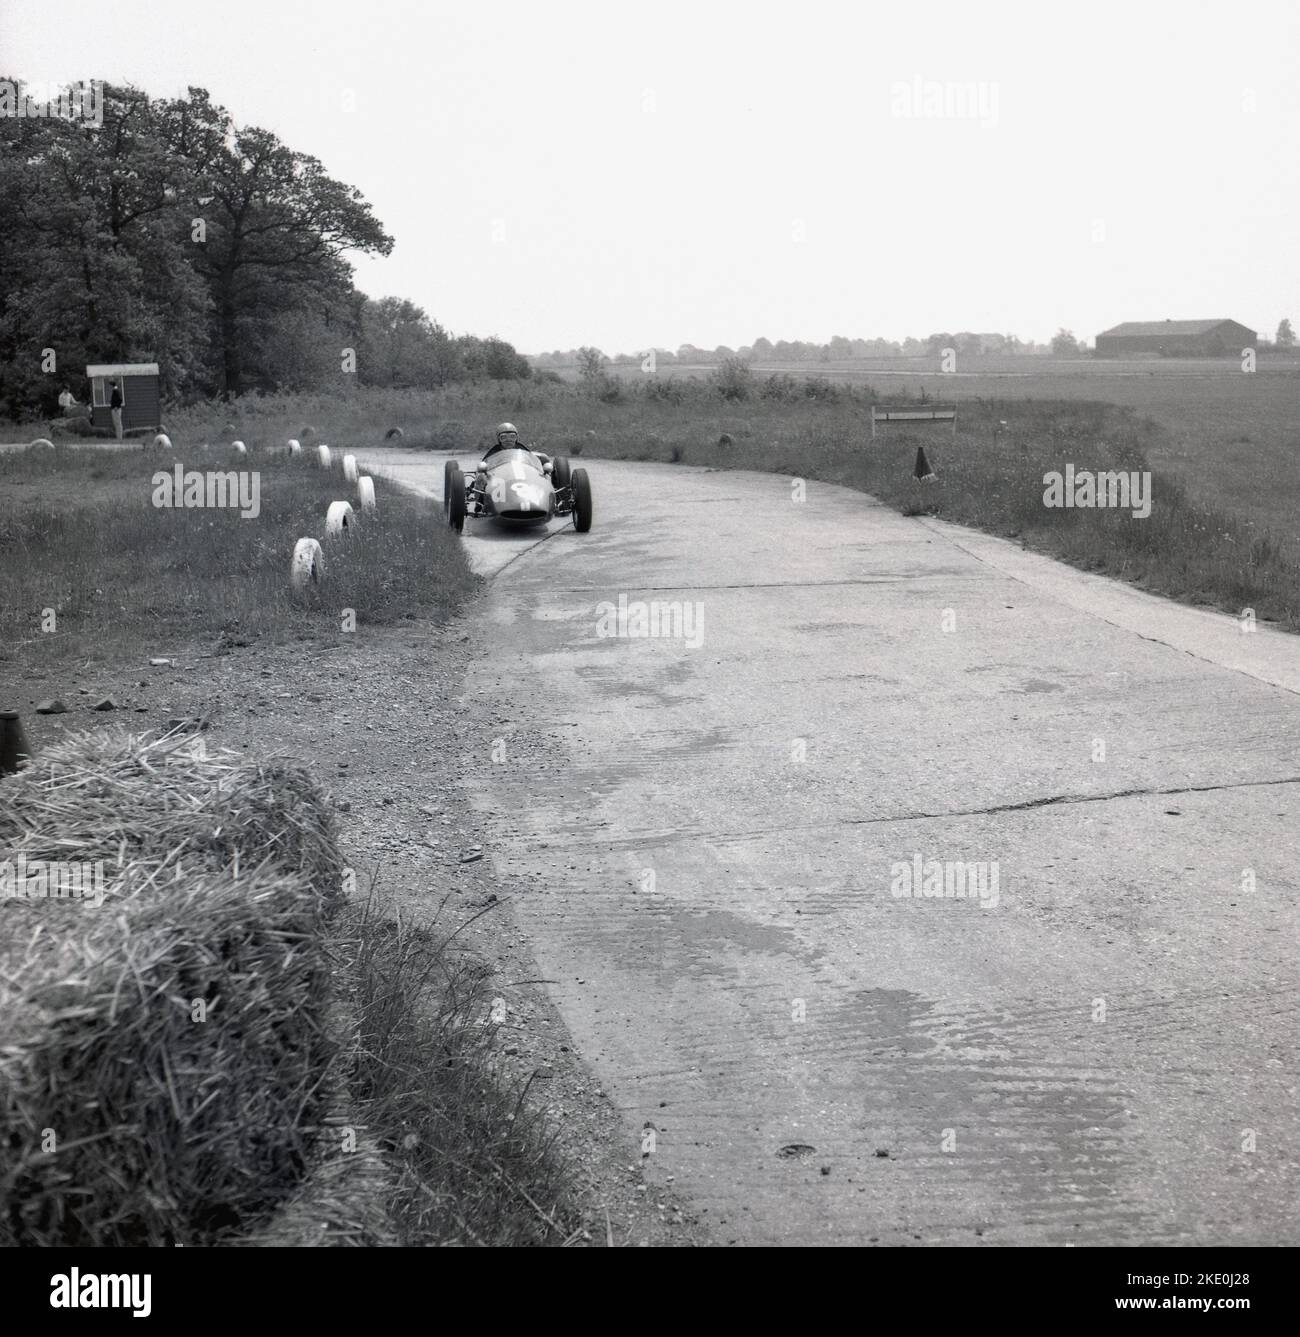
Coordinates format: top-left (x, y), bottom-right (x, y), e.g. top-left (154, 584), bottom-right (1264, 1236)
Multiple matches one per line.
top-left (0, 730), bottom-right (346, 1246)
top-left (239, 1114), bottom-right (398, 1247)
top-left (239, 998), bottom-right (398, 1248)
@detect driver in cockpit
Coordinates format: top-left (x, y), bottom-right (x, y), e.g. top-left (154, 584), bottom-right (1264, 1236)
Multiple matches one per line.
top-left (470, 423), bottom-right (554, 512)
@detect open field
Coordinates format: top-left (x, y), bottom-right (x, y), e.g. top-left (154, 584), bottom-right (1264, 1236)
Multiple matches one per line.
top-left (591, 355), bottom-right (1300, 541)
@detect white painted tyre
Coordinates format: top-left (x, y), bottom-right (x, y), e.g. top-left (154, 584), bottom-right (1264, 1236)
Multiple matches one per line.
top-left (232, 439), bottom-right (247, 454)
top-left (28, 438), bottom-right (54, 450)
top-left (154, 433), bottom-right (172, 449)
top-left (357, 475), bottom-right (376, 512)
top-left (288, 439), bottom-right (302, 455)
top-left (290, 537), bottom-right (324, 589)
top-left (343, 453), bottom-right (358, 482)
top-left (317, 444), bottom-right (332, 469)
top-left (325, 500), bottom-right (355, 536)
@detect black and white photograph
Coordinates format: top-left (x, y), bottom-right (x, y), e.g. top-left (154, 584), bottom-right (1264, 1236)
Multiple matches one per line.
top-left (0, 0), bottom-right (1294, 1298)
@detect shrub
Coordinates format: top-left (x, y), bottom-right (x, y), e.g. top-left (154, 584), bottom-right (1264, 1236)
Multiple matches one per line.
top-left (760, 374), bottom-right (800, 402)
top-left (712, 357), bottom-right (754, 402)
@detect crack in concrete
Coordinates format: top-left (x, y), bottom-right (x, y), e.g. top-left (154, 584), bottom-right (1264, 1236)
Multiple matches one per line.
top-left (542, 774), bottom-right (1300, 850)
top-left (877, 773), bottom-right (1300, 824)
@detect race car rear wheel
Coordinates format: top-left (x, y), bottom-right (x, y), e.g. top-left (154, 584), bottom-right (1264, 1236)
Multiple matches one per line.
top-left (444, 459), bottom-right (466, 533)
top-left (571, 467), bottom-right (593, 532)
top-left (552, 455), bottom-right (571, 491)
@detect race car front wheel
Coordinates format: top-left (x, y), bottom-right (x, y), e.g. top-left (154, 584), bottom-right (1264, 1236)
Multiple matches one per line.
top-left (571, 467), bottom-right (593, 532)
top-left (444, 459), bottom-right (466, 533)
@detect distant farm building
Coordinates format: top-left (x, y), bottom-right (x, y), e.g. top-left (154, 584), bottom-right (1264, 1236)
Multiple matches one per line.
top-left (87, 362), bottom-right (161, 433)
top-left (1094, 320), bottom-right (1256, 358)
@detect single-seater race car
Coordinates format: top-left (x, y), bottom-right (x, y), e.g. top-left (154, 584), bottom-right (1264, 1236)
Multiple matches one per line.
top-left (443, 446), bottom-right (592, 535)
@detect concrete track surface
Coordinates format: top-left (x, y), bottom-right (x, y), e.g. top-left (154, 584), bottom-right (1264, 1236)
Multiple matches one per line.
top-left (364, 448), bottom-right (1299, 1247)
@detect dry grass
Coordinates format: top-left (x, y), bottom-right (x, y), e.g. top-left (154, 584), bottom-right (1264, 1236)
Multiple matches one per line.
top-left (338, 897), bottom-right (585, 1246)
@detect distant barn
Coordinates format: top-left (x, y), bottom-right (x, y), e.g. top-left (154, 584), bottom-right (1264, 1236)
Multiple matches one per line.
top-left (1094, 319), bottom-right (1256, 358)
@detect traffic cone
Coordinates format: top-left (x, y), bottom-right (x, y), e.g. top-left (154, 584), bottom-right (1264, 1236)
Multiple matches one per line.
top-left (913, 446), bottom-right (937, 483)
top-left (0, 710), bottom-right (31, 775)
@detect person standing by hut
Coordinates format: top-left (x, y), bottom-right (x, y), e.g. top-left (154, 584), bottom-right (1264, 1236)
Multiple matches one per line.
top-left (109, 380), bottom-right (124, 440)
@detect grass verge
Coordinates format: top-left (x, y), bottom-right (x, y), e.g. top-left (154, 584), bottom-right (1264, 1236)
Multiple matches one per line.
top-left (340, 896), bottom-right (584, 1246)
top-left (0, 441), bottom-right (478, 671)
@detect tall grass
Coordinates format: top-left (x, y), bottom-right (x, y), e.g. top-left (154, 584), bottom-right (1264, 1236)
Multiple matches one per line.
top-left (0, 442), bottom-right (478, 668)
top-left (341, 899), bottom-right (584, 1246)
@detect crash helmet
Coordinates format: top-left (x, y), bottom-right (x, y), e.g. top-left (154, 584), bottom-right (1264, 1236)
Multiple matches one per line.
top-left (495, 421), bottom-right (519, 443)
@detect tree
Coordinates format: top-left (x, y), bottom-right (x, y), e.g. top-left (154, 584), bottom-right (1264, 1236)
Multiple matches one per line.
top-left (162, 87), bottom-right (393, 397)
top-left (576, 346), bottom-right (607, 379)
top-left (1276, 318), bottom-right (1295, 349)
top-left (1051, 328), bottom-right (1081, 355)
top-left (457, 334), bottom-right (531, 382)
top-left (0, 81), bottom-right (210, 413)
top-left (0, 78), bottom-right (527, 412)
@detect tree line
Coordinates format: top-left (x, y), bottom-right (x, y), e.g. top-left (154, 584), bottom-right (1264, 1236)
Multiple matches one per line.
top-left (534, 332), bottom-right (1063, 369)
top-left (537, 321), bottom-right (1297, 368)
top-left (0, 81), bottom-right (531, 419)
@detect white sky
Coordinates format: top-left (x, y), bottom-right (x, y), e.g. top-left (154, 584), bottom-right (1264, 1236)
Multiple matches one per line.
top-left (4, 0), bottom-right (1297, 353)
